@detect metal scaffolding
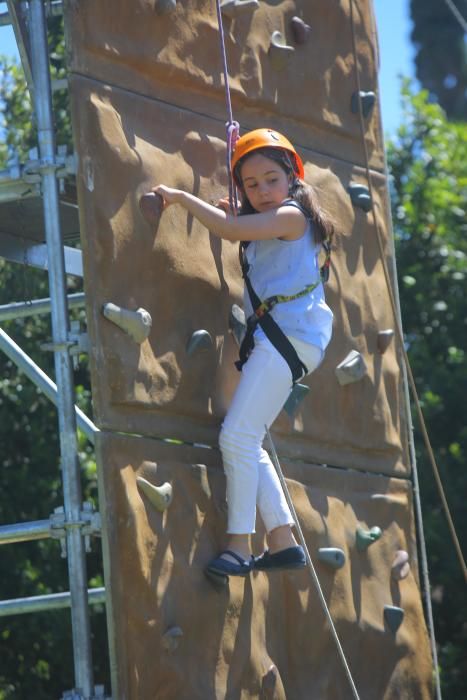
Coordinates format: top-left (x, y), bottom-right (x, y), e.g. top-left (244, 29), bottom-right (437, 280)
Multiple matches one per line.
top-left (0, 1), bottom-right (108, 698)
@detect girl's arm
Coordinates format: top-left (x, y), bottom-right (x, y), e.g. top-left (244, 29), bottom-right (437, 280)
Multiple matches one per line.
top-left (153, 185), bottom-right (306, 242)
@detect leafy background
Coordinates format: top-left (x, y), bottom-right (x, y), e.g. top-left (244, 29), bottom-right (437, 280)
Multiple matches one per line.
top-left (0, 3), bottom-right (466, 698)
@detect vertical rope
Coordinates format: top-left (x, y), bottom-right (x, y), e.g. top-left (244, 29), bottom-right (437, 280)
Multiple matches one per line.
top-left (214, 0), bottom-right (240, 214)
top-left (348, 2), bottom-right (461, 697)
top-left (265, 427), bottom-right (360, 700)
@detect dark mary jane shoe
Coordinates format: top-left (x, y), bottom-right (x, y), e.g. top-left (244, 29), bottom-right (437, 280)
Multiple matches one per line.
top-left (253, 545), bottom-right (306, 571)
top-left (205, 549), bottom-right (254, 579)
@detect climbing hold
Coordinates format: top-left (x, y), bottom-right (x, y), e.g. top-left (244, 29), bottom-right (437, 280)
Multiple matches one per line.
top-left (356, 525), bottom-right (382, 551)
top-left (186, 330), bottom-right (213, 356)
top-left (139, 191), bottom-right (164, 226)
top-left (220, 0), bottom-right (259, 19)
top-left (350, 91), bottom-right (376, 118)
top-left (155, 0), bottom-right (177, 15)
top-left (283, 383), bottom-right (309, 418)
top-left (136, 477), bottom-right (173, 512)
top-left (261, 664), bottom-right (286, 699)
top-left (290, 16), bottom-right (311, 44)
top-left (347, 183), bottom-right (372, 212)
top-left (269, 31), bottom-right (295, 71)
top-left (102, 303), bottom-right (152, 344)
top-left (229, 304), bottom-right (246, 347)
top-left (191, 464), bottom-right (212, 499)
top-left (377, 329), bottom-right (395, 354)
top-left (317, 547), bottom-right (346, 569)
top-left (384, 605), bottom-right (404, 634)
top-left (391, 550), bottom-right (410, 581)
top-left (161, 626), bottom-right (183, 652)
top-left (335, 350), bottom-right (367, 386)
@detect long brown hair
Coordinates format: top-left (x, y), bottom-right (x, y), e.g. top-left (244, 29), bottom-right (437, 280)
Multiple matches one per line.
top-left (234, 146), bottom-right (335, 246)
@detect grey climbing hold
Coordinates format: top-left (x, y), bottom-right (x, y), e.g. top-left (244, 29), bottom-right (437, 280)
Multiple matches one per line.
top-left (318, 547), bottom-right (346, 569)
top-left (335, 350), bottom-right (367, 386)
top-left (102, 303), bottom-right (152, 344)
top-left (356, 525), bottom-right (382, 551)
top-left (283, 383), bottom-right (309, 418)
top-left (220, 0), bottom-right (259, 19)
top-left (191, 464), bottom-right (212, 499)
top-left (261, 664), bottom-right (285, 698)
top-left (391, 550), bottom-right (410, 581)
top-left (162, 626), bottom-right (183, 652)
top-left (155, 0), bottom-right (177, 15)
top-left (290, 16), bottom-right (311, 44)
top-left (384, 605), bottom-right (404, 634)
top-left (377, 329), bottom-right (395, 354)
top-left (229, 304), bottom-right (246, 347)
top-left (269, 31), bottom-right (295, 71)
top-left (347, 183), bottom-right (372, 213)
top-left (351, 91), bottom-right (376, 118)
top-left (136, 477), bottom-right (173, 512)
top-left (186, 330), bottom-right (213, 356)
top-left (139, 191), bottom-right (164, 226)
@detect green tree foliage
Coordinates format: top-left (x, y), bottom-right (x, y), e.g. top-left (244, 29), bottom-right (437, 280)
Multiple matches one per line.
top-left (0, 14), bottom-right (72, 168)
top-left (0, 16), bottom-right (109, 699)
top-left (410, 0), bottom-right (467, 120)
top-left (387, 82), bottom-right (467, 697)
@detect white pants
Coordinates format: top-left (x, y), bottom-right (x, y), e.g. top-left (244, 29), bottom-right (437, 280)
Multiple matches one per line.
top-left (219, 334), bottom-right (322, 534)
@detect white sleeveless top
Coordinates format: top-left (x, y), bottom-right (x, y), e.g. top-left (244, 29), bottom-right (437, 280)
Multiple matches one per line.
top-left (243, 214), bottom-right (333, 358)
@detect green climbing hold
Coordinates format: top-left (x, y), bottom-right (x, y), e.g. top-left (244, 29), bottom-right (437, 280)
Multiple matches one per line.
top-left (356, 525), bottom-right (382, 550)
top-left (384, 605), bottom-right (404, 634)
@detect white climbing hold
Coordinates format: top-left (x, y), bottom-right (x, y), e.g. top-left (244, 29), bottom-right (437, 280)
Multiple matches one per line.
top-left (102, 303), bottom-right (152, 344)
top-left (220, 0), bottom-right (259, 19)
top-left (229, 304), bottom-right (246, 347)
top-left (136, 477), bottom-right (173, 512)
top-left (335, 350), bottom-right (367, 386)
top-left (391, 550), bottom-right (410, 581)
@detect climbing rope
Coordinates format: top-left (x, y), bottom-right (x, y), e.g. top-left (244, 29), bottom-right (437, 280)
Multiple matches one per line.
top-left (349, 0), bottom-right (467, 695)
top-left (443, 0), bottom-right (467, 32)
top-left (214, 0), bottom-right (240, 214)
top-left (265, 427), bottom-right (361, 700)
top-left (349, 0), bottom-right (466, 585)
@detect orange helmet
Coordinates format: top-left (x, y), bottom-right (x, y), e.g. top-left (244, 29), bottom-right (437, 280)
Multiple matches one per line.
top-left (231, 128), bottom-right (305, 184)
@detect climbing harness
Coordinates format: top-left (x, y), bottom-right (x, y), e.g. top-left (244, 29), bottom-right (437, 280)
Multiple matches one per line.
top-left (265, 426), bottom-right (361, 700)
top-left (236, 200), bottom-right (331, 384)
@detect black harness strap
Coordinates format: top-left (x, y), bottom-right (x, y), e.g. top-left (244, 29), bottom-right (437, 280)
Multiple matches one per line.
top-left (236, 243), bottom-right (308, 384)
top-left (235, 200), bottom-right (332, 384)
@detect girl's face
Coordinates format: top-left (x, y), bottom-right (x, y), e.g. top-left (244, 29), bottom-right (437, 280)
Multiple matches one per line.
top-left (240, 152), bottom-right (291, 213)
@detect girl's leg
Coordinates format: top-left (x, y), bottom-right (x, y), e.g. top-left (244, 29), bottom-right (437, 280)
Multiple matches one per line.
top-left (257, 341), bottom-right (323, 551)
top-left (218, 335), bottom-right (294, 559)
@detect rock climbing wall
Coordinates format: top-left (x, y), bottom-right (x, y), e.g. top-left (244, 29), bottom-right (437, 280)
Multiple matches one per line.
top-left (63, 0), bottom-right (434, 697)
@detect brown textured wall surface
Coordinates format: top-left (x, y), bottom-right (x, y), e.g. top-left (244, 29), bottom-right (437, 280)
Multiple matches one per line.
top-left (97, 432), bottom-right (433, 700)
top-left (63, 0), bottom-right (433, 697)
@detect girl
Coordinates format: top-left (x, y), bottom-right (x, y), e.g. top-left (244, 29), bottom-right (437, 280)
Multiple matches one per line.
top-left (154, 128), bottom-right (334, 580)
